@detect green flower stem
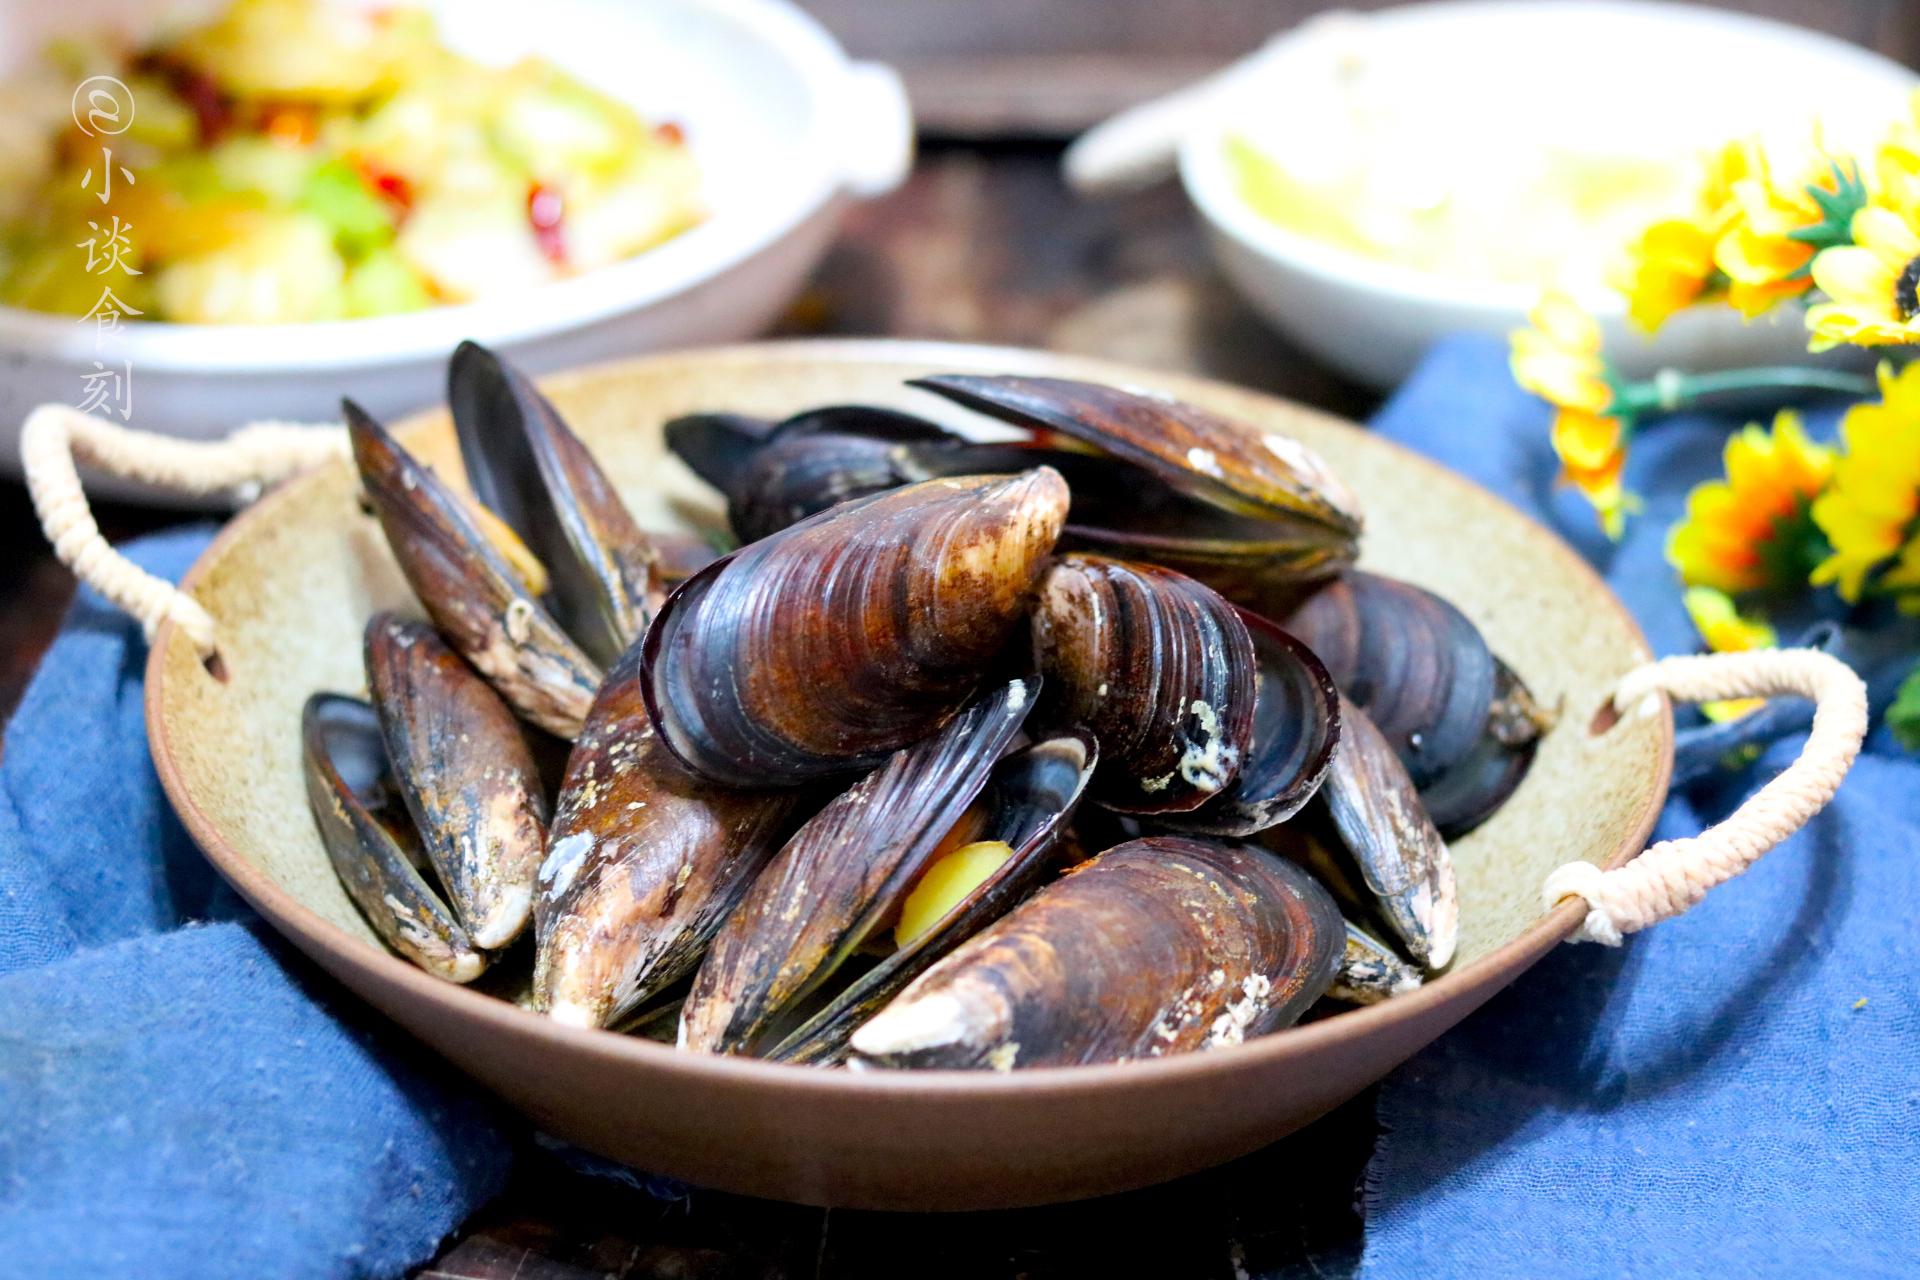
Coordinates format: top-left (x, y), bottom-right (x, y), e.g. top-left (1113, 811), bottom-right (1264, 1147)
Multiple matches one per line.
top-left (1614, 366), bottom-right (1878, 417)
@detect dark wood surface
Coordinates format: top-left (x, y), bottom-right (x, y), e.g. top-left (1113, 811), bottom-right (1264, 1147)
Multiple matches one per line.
top-left (0, 140), bottom-right (1380, 1279)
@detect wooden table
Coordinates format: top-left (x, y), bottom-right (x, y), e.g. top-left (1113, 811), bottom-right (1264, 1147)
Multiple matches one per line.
top-left (0, 141), bottom-right (1381, 1278)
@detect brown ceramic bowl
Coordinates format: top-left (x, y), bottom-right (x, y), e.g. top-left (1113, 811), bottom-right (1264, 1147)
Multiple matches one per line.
top-left (145, 340), bottom-right (1670, 1210)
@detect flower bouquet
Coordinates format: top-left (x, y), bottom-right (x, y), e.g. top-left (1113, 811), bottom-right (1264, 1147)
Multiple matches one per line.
top-left (1510, 101), bottom-right (1920, 747)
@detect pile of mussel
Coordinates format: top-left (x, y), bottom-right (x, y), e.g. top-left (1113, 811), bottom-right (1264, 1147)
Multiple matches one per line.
top-left (302, 344), bottom-right (1553, 1071)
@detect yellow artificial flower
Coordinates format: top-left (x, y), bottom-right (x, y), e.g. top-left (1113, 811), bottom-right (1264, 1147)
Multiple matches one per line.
top-left (1810, 361), bottom-right (1920, 606)
top-left (1716, 151), bottom-right (1860, 319)
top-left (1875, 89), bottom-right (1920, 216)
top-left (1683, 586), bottom-right (1777, 721)
top-left (1551, 410), bottom-right (1632, 540)
top-left (1666, 410), bottom-right (1835, 593)
top-left (1618, 218), bottom-right (1720, 332)
top-left (1509, 292), bottom-right (1612, 411)
top-left (1805, 205), bottom-right (1920, 350)
top-left (1510, 293), bottom-right (1632, 537)
top-left (1614, 138), bottom-right (1763, 332)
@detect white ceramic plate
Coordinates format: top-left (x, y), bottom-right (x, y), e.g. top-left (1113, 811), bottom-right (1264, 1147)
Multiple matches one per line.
top-left (1176, 0), bottom-right (1915, 387)
top-left (0, 0), bottom-right (912, 490)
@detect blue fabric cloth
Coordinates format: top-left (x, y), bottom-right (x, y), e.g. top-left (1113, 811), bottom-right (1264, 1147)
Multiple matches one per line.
top-left (0, 530), bottom-right (512, 1280)
top-left (1360, 336), bottom-right (1920, 1278)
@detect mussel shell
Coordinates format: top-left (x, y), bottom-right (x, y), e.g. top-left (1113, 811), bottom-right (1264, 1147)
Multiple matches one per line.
top-left (661, 410), bottom-right (776, 492)
top-left (849, 836), bottom-right (1342, 1070)
top-left (911, 373), bottom-right (1363, 541)
top-left (668, 384), bottom-right (1360, 594)
top-left (347, 399), bottom-right (601, 739)
top-left (1172, 610), bottom-right (1342, 837)
top-left (770, 730), bottom-right (1098, 1065)
top-left (301, 693), bottom-right (485, 983)
top-left (533, 642), bottom-right (806, 1029)
top-left (1327, 919), bottom-right (1424, 1005)
top-left (1280, 571), bottom-right (1496, 787)
top-left (1316, 698), bottom-right (1458, 970)
top-left (643, 471), bottom-right (1069, 788)
top-left (364, 612), bottom-right (548, 950)
top-left (1417, 660), bottom-right (1546, 839)
top-left (667, 405), bottom-right (978, 544)
top-left (1031, 554), bottom-right (1255, 814)
top-left (449, 342), bottom-right (660, 668)
top-left (678, 679), bottom-right (1037, 1055)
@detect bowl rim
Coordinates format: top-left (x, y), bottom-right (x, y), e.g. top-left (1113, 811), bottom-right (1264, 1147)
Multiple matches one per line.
top-left (1178, 0), bottom-right (1919, 317)
top-left (146, 336), bottom-right (1673, 1101)
top-left (0, 0), bottom-right (861, 372)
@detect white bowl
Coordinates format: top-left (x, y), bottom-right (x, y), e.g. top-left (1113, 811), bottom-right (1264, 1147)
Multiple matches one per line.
top-left (1178, 0), bottom-right (1916, 388)
top-left (0, 0), bottom-right (912, 489)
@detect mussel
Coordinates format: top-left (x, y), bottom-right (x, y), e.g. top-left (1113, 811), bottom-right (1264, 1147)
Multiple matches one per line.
top-left (302, 609), bottom-right (552, 978)
top-left (679, 678), bottom-right (1096, 1057)
top-left (363, 612), bottom-right (548, 950)
top-left (1166, 610), bottom-right (1343, 837)
top-left (643, 471), bottom-right (1069, 788)
top-left (771, 731), bottom-right (1095, 1063)
top-left (1315, 698), bottom-right (1457, 968)
top-left (348, 343), bottom-right (666, 739)
top-left (1327, 919), bottom-right (1425, 1006)
top-left (1030, 554), bottom-right (1256, 814)
top-left (349, 401), bottom-right (603, 739)
top-left (1279, 570), bottom-right (1551, 836)
top-left (666, 405), bottom-right (990, 544)
top-left (447, 341), bottom-right (662, 666)
top-left (533, 641), bottom-right (807, 1029)
top-left (913, 375), bottom-right (1364, 596)
top-left (849, 837), bottom-right (1342, 1070)
top-left (1253, 700), bottom-right (1458, 974)
top-left (1416, 660), bottom-right (1551, 837)
top-left (302, 692), bottom-right (487, 983)
top-left (1029, 553), bottom-right (1340, 835)
top-left (666, 375), bottom-right (1363, 599)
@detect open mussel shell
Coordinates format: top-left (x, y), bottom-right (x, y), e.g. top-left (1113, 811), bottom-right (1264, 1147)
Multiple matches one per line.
top-left (1031, 554), bottom-right (1255, 814)
top-left (1169, 610), bottom-right (1342, 837)
top-left (533, 642), bottom-right (806, 1030)
top-left (301, 693), bottom-right (486, 983)
top-left (364, 612), bottom-right (548, 950)
top-left (770, 729), bottom-right (1098, 1065)
top-left (643, 471), bottom-right (1069, 788)
top-left (913, 374), bottom-right (1364, 531)
top-left (1313, 698), bottom-right (1458, 970)
top-left (913, 374), bottom-right (1364, 585)
top-left (448, 342), bottom-right (662, 667)
top-left (347, 399), bottom-right (601, 739)
top-left (1327, 920), bottom-right (1425, 1006)
top-left (1278, 571), bottom-right (1499, 788)
top-left (849, 836), bottom-right (1342, 1070)
top-left (678, 678), bottom-right (1038, 1055)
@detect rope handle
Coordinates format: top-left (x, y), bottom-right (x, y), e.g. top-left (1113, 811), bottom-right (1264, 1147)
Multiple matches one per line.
top-left (1544, 649), bottom-right (1869, 945)
top-left (21, 404), bottom-right (343, 660)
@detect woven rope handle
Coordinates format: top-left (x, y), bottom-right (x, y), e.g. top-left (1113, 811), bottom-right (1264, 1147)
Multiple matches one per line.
top-left (1543, 649), bottom-right (1869, 945)
top-left (21, 404), bottom-right (343, 659)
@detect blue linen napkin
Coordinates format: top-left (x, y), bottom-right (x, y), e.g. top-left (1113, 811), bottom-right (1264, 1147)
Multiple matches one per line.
top-left (0, 530), bottom-right (511, 1280)
top-left (1359, 336), bottom-right (1920, 1278)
